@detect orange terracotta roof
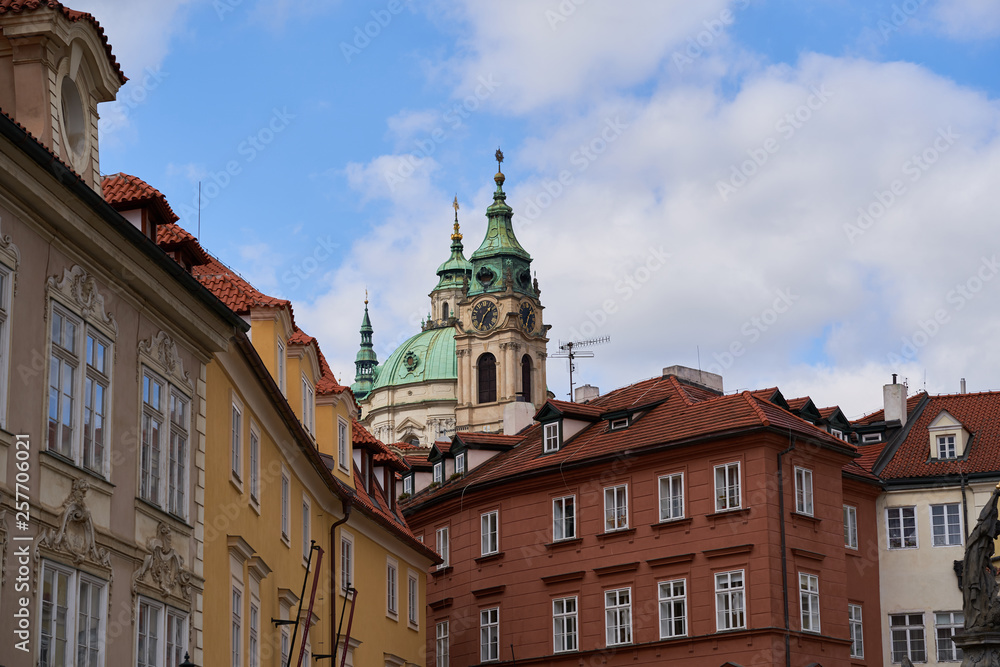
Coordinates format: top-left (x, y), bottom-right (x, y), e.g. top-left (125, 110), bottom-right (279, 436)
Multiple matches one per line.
top-left (786, 397), bottom-right (811, 411)
top-left (155, 222), bottom-right (211, 266)
top-left (854, 392), bottom-right (925, 424)
top-left (0, 1), bottom-right (126, 84)
top-left (352, 420), bottom-right (406, 471)
top-left (454, 432), bottom-right (522, 447)
top-left (818, 406), bottom-right (840, 420)
top-left (192, 255), bottom-right (291, 314)
top-left (102, 173), bottom-right (178, 223)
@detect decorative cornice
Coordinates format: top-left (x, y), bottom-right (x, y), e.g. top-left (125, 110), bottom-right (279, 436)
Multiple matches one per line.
top-left (593, 562), bottom-right (640, 577)
top-left (227, 534), bottom-right (256, 563)
top-left (646, 553), bottom-right (696, 569)
top-left (248, 555), bottom-right (272, 582)
top-left (790, 548), bottom-right (826, 562)
top-left (472, 585), bottom-right (506, 598)
top-left (703, 544), bottom-right (754, 559)
top-left (138, 331), bottom-right (193, 390)
top-left (46, 265), bottom-right (117, 335)
top-left (541, 570), bottom-right (586, 585)
top-left (429, 597), bottom-right (453, 610)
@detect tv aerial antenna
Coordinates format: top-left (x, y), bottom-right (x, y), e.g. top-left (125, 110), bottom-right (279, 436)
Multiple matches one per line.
top-left (551, 337), bottom-right (609, 402)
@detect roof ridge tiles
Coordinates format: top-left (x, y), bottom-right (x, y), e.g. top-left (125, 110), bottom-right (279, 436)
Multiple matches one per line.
top-left (743, 391), bottom-right (771, 427)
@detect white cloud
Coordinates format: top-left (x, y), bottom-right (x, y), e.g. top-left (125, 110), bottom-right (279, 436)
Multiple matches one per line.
top-left (932, 0), bottom-right (1000, 39)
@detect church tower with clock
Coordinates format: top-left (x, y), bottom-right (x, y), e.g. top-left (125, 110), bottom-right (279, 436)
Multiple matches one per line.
top-left (355, 153), bottom-right (549, 444)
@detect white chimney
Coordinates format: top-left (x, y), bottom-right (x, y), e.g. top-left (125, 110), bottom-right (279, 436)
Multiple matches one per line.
top-left (503, 402), bottom-right (534, 435)
top-left (663, 365), bottom-right (724, 394)
top-left (575, 384), bottom-right (600, 403)
top-left (883, 374), bottom-right (908, 426)
top-left (961, 378), bottom-right (967, 393)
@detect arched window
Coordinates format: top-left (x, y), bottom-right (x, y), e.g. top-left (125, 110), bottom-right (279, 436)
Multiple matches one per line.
top-left (520, 354), bottom-right (532, 403)
top-left (408, 436), bottom-right (419, 447)
top-left (442, 302), bottom-right (449, 320)
top-left (477, 353), bottom-right (497, 404)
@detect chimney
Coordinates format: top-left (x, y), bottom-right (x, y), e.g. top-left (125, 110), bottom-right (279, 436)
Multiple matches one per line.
top-left (961, 378), bottom-right (967, 394)
top-left (575, 384), bottom-right (600, 403)
top-left (883, 375), bottom-right (908, 426)
top-left (663, 365), bottom-right (724, 394)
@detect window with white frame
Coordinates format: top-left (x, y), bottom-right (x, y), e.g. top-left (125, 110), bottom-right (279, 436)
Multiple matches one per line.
top-left (455, 452), bottom-right (466, 475)
top-left (436, 621), bottom-right (449, 667)
top-left (715, 570), bottom-right (746, 631)
top-left (136, 596), bottom-right (188, 667)
top-left (714, 462), bottom-right (741, 512)
top-left (436, 526), bottom-right (449, 569)
top-left (140, 369), bottom-right (190, 519)
top-left (887, 507), bottom-right (918, 549)
top-left (433, 461), bottom-right (443, 484)
top-left (849, 604), bottom-right (864, 659)
top-left (47, 304), bottom-right (113, 477)
top-left (249, 426), bottom-right (260, 505)
top-left (844, 504), bottom-right (858, 549)
top-left (0, 263), bottom-right (13, 430)
top-left (407, 573), bottom-right (418, 626)
top-left (280, 628), bottom-right (289, 667)
top-left (403, 476), bottom-right (413, 495)
top-left (276, 338), bottom-right (286, 393)
top-left (301, 375), bottom-right (314, 434)
top-left (936, 611), bottom-right (964, 662)
top-left (937, 435), bottom-right (957, 459)
top-left (543, 422), bottom-right (560, 453)
top-left (230, 400), bottom-right (242, 481)
top-left (480, 607), bottom-right (499, 662)
top-left (794, 466), bottom-right (814, 515)
top-left (40, 561), bottom-right (107, 667)
top-left (609, 417), bottom-right (628, 430)
top-left (659, 579), bottom-right (687, 639)
top-left (890, 613), bottom-right (926, 663)
top-left (553, 495), bottom-right (576, 541)
top-left (659, 473), bottom-right (684, 521)
top-left (302, 496), bottom-right (311, 562)
top-left (387, 558), bottom-right (398, 616)
top-left (604, 484), bottom-right (628, 532)
top-left (231, 587), bottom-right (241, 667)
top-left (862, 432), bottom-right (882, 444)
top-left (337, 418), bottom-right (349, 471)
top-left (553, 596), bottom-right (578, 652)
top-left (481, 510), bottom-right (499, 556)
top-left (799, 573), bottom-right (820, 632)
top-left (931, 504), bottom-right (962, 546)
top-left (605, 588), bottom-right (632, 646)
top-left (280, 469), bottom-right (290, 543)
top-left (248, 599), bottom-right (259, 667)
top-left (340, 532), bottom-right (354, 593)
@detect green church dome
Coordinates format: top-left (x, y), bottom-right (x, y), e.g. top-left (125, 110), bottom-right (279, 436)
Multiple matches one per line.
top-left (370, 326), bottom-right (457, 391)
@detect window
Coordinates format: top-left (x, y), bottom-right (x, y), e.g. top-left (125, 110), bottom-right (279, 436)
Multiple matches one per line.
top-left (714, 462), bottom-right (741, 511)
top-left (276, 338), bottom-right (286, 393)
top-left (433, 461), bottom-right (443, 484)
top-left (553, 596), bottom-right (578, 652)
top-left (407, 573), bottom-right (418, 626)
top-left (937, 435), bottom-right (957, 459)
top-left (340, 532), bottom-right (354, 592)
top-left (553, 495), bottom-right (576, 541)
top-left (436, 526), bottom-right (450, 569)
top-left (337, 418), bottom-right (349, 471)
top-left (231, 588), bottom-right (241, 667)
top-left (520, 354), bottom-right (532, 403)
top-left (387, 559), bottom-right (398, 616)
top-left (137, 597), bottom-right (188, 667)
top-left (659, 473), bottom-right (684, 521)
top-left (887, 507), bottom-right (918, 549)
top-left (40, 562), bottom-right (107, 667)
top-left (609, 418), bottom-right (628, 430)
top-left (605, 588), bottom-right (632, 646)
top-left (436, 621), bottom-right (449, 667)
top-left (935, 611), bottom-right (964, 661)
top-left (280, 628), bottom-right (289, 667)
top-left (543, 422), bottom-right (560, 453)
top-left (455, 452), bottom-right (466, 475)
top-left (659, 579), bottom-right (687, 639)
top-left (794, 467), bottom-right (814, 515)
top-left (481, 510), bottom-right (499, 556)
top-left (403, 476), bottom-right (413, 495)
top-left (799, 573), bottom-right (820, 633)
top-left (844, 504), bottom-right (858, 549)
top-left (140, 369), bottom-right (190, 518)
top-left (862, 432), bottom-right (882, 444)
top-left (230, 400), bottom-right (242, 481)
top-left (604, 484), bottom-right (628, 531)
top-left (249, 427), bottom-right (260, 504)
top-left (248, 600), bottom-right (259, 667)
top-left (478, 353), bottom-right (497, 403)
top-left (480, 607), bottom-right (499, 662)
top-left (715, 570), bottom-right (746, 631)
top-left (302, 497), bottom-right (311, 562)
top-left (849, 604), bottom-right (864, 659)
top-left (931, 504), bottom-right (962, 546)
top-left (301, 376), bottom-right (314, 434)
top-left (830, 428), bottom-right (847, 441)
top-left (890, 613), bottom-right (926, 663)
top-left (47, 306), bottom-right (113, 476)
top-left (280, 470), bottom-right (290, 543)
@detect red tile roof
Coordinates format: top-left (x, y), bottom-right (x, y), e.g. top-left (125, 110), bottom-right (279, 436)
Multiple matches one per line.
top-left (352, 420), bottom-right (407, 471)
top-left (0, 1), bottom-right (127, 84)
top-left (192, 255), bottom-right (291, 313)
top-left (102, 173), bottom-right (178, 223)
top-left (786, 397), bottom-right (811, 411)
top-left (454, 432), bottom-right (522, 448)
top-left (854, 392), bottom-right (925, 424)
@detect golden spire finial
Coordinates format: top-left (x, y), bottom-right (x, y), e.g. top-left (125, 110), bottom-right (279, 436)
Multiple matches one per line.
top-left (451, 195), bottom-right (462, 241)
top-left (364, 288), bottom-right (368, 306)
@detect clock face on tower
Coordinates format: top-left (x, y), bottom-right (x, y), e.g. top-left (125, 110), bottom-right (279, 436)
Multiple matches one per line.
top-left (471, 299), bottom-right (499, 331)
top-left (518, 302), bottom-right (536, 332)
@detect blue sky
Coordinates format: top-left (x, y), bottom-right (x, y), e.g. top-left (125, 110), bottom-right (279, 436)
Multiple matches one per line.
top-left (80, 0), bottom-right (1000, 417)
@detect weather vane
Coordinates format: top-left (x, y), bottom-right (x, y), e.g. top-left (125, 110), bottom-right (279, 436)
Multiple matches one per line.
top-left (495, 147), bottom-right (504, 170)
top-left (453, 194), bottom-right (459, 219)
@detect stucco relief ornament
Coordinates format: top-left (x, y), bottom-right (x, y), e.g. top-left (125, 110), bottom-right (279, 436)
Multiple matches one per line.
top-left (46, 266), bottom-right (117, 335)
top-left (138, 331), bottom-right (193, 389)
top-left (404, 351), bottom-right (420, 372)
top-left (36, 478), bottom-right (112, 569)
top-left (962, 483), bottom-right (1000, 633)
top-left (131, 522), bottom-right (192, 619)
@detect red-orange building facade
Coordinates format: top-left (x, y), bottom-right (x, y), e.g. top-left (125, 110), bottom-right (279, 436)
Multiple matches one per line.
top-left (403, 371), bottom-right (884, 667)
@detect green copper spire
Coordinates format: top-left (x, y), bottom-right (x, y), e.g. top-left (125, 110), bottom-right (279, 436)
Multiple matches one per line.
top-left (468, 149), bottom-right (534, 296)
top-left (433, 196), bottom-right (472, 293)
top-left (351, 293), bottom-right (378, 399)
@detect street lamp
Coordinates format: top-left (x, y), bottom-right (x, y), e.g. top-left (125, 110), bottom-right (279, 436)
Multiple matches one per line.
top-left (180, 652), bottom-right (197, 667)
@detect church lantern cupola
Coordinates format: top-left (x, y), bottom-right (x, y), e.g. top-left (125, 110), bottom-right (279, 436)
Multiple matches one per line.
top-left (351, 294), bottom-right (379, 400)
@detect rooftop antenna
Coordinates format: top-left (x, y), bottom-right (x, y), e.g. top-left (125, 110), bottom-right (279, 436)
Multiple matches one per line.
top-left (551, 337), bottom-right (610, 401)
top-left (197, 181), bottom-right (202, 239)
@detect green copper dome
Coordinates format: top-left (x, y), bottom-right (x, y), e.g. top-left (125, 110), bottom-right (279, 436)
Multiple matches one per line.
top-left (370, 327), bottom-right (457, 391)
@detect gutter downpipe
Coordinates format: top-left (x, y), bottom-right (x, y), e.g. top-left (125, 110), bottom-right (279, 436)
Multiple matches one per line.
top-left (330, 500), bottom-right (353, 662)
top-left (778, 437), bottom-right (796, 667)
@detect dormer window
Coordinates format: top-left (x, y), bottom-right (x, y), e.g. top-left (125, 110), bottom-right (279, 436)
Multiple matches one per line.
top-left (403, 476), bottom-right (413, 495)
top-left (609, 418), bottom-right (628, 431)
top-left (433, 461), bottom-right (443, 484)
top-left (455, 452), bottom-right (466, 475)
top-left (937, 435), bottom-right (957, 459)
top-left (861, 433), bottom-right (882, 444)
top-left (543, 422), bottom-right (560, 453)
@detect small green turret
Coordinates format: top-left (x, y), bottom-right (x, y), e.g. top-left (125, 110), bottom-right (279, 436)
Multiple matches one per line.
top-left (351, 294), bottom-right (378, 399)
